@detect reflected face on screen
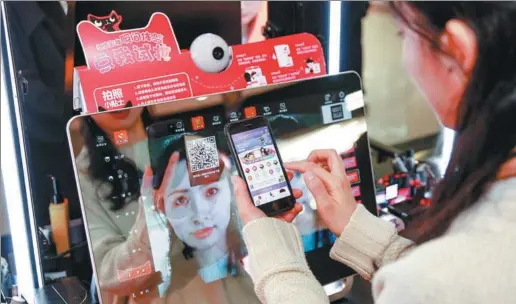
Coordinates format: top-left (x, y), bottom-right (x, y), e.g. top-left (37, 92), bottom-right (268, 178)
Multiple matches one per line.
top-left (164, 160), bottom-right (231, 250)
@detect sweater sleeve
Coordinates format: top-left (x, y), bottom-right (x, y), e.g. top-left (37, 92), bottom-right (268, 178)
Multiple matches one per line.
top-left (329, 204), bottom-right (414, 280)
top-left (242, 218), bottom-right (329, 304)
top-left (81, 182), bottom-right (161, 296)
top-left (81, 177), bottom-right (200, 299)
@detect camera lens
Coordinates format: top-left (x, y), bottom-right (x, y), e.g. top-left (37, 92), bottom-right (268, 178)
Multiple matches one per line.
top-left (212, 47), bottom-right (224, 60)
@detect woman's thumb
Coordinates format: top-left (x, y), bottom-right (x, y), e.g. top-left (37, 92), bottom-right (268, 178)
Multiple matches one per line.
top-left (231, 175), bottom-right (264, 224)
top-left (232, 175), bottom-right (248, 197)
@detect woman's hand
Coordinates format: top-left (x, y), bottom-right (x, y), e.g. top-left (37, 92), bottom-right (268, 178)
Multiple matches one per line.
top-left (233, 171), bottom-right (304, 225)
top-left (141, 151), bottom-right (180, 212)
top-left (285, 149), bottom-right (357, 237)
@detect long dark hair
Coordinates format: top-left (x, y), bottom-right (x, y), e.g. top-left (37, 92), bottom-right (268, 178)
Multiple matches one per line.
top-left (80, 109), bottom-right (153, 211)
top-left (390, 2), bottom-right (516, 244)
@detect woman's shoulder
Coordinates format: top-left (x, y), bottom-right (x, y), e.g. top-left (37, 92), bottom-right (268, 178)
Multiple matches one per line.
top-left (483, 177), bottom-right (516, 213)
top-left (75, 146), bottom-right (92, 176)
top-left (449, 177), bottom-right (516, 234)
top-left (373, 178), bottom-right (516, 301)
top-left (372, 235), bottom-right (511, 303)
top-left (374, 229), bottom-right (516, 302)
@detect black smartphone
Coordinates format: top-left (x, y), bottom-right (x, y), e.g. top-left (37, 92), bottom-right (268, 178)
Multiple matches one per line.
top-left (225, 116), bottom-right (295, 216)
top-left (146, 118), bottom-right (185, 188)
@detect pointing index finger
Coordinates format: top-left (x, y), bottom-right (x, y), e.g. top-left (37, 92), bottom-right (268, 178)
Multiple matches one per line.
top-left (307, 149), bottom-right (346, 180)
top-left (284, 161), bottom-right (317, 173)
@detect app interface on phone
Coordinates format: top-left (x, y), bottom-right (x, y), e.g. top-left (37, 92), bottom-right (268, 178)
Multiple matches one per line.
top-left (231, 126), bottom-right (291, 206)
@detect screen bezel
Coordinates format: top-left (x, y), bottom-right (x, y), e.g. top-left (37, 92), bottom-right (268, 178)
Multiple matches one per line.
top-left (66, 72), bottom-right (375, 294)
top-left (225, 116), bottom-right (296, 216)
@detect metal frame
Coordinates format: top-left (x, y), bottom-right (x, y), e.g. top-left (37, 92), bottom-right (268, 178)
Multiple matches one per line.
top-left (1, 2), bottom-right (44, 301)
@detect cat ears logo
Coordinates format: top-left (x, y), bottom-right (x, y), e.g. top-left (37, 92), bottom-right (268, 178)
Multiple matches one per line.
top-left (87, 10), bottom-right (123, 32)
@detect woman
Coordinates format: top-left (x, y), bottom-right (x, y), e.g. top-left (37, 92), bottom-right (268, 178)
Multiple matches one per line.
top-left (162, 154), bottom-right (234, 271)
top-left (147, 140), bottom-right (263, 303)
top-left (76, 109), bottom-right (259, 303)
top-left (234, 2), bottom-right (516, 303)
top-left (76, 107), bottom-right (171, 303)
top-left (154, 141), bottom-right (252, 283)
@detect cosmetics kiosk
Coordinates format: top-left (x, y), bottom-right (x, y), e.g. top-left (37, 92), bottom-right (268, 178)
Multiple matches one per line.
top-left (1, 2), bottom-right (371, 303)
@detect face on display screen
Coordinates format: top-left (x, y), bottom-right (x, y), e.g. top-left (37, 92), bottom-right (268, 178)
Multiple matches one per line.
top-left (68, 73), bottom-right (375, 300)
top-left (231, 126), bottom-right (291, 206)
top-left (146, 116), bottom-right (240, 288)
top-left (164, 159), bottom-right (231, 251)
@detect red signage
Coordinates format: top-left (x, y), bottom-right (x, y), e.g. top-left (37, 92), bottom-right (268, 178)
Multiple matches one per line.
top-left (113, 130), bottom-right (129, 145)
top-left (346, 170), bottom-right (360, 184)
top-left (76, 13), bottom-right (326, 113)
top-left (244, 106), bottom-right (257, 118)
top-left (191, 116), bottom-right (205, 131)
top-left (117, 261), bottom-right (152, 283)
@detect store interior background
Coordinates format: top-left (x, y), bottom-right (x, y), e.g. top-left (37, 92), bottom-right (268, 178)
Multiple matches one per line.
top-left (0, 1), bottom-right (444, 303)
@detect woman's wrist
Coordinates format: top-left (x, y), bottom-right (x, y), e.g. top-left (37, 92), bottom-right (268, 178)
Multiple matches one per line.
top-left (331, 203), bottom-right (358, 237)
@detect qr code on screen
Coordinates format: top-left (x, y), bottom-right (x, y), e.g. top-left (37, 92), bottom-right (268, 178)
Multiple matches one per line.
top-left (186, 136), bottom-right (220, 172)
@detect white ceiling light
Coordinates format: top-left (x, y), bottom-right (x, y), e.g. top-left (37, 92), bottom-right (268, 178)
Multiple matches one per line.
top-left (328, 1), bottom-right (342, 74)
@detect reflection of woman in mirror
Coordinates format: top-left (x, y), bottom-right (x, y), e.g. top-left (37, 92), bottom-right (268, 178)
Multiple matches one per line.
top-left (76, 108), bottom-right (257, 303)
top-left (76, 108), bottom-right (197, 303)
top-left (150, 138), bottom-right (258, 302)
top-left (155, 141), bottom-right (256, 288)
top-left (80, 108), bottom-right (150, 210)
top-left (76, 108), bottom-right (176, 303)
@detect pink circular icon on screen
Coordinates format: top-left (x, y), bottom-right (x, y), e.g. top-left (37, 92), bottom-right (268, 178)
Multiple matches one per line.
top-left (252, 166), bottom-right (257, 171)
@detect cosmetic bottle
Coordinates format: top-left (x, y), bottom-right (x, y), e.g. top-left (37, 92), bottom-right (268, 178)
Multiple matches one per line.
top-left (48, 175), bottom-right (70, 257)
top-left (392, 153), bottom-right (408, 173)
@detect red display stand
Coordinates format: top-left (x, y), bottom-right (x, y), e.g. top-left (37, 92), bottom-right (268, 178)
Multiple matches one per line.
top-left (74, 12), bottom-right (327, 113)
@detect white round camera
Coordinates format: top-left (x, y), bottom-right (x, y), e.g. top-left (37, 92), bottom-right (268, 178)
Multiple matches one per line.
top-left (190, 33), bottom-right (232, 73)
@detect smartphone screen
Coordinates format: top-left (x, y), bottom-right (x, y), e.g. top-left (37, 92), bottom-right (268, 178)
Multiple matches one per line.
top-left (231, 125), bottom-right (292, 208)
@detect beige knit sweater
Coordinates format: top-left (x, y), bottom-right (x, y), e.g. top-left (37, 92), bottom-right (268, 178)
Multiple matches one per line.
top-left (242, 177), bottom-right (516, 304)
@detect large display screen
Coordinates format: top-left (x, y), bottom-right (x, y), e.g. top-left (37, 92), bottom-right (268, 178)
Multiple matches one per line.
top-left (68, 73), bottom-right (375, 303)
